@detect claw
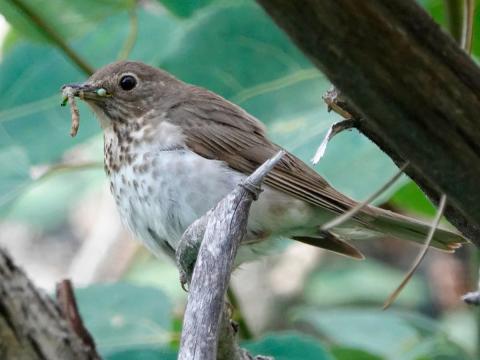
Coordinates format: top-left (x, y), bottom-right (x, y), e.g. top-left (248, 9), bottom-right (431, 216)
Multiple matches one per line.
top-left (180, 271), bottom-right (189, 292)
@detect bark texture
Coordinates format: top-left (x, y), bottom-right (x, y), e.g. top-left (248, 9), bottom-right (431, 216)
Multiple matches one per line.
top-left (0, 248), bottom-right (96, 360)
top-left (177, 152), bottom-right (284, 360)
top-left (255, 0), bottom-right (480, 245)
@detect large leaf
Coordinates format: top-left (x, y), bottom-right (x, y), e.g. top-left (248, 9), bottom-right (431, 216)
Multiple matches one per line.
top-left (76, 283), bottom-right (172, 356)
top-left (388, 181), bottom-right (436, 217)
top-left (244, 332), bottom-right (334, 360)
top-left (0, 0), bottom-right (135, 43)
top-left (0, 1), bottom-right (404, 220)
top-left (103, 331), bottom-right (335, 360)
top-left (106, 348), bottom-right (177, 360)
top-left (304, 259), bottom-right (428, 307)
top-left (294, 307), bottom-right (472, 360)
top-left (157, 0), bottom-right (221, 17)
top-left (0, 9), bottom-right (180, 210)
top-left (330, 347), bottom-right (382, 360)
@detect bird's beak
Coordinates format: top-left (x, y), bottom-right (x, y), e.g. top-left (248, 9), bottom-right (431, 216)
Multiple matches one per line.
top-left (61, 82), bottom-right (109, 101)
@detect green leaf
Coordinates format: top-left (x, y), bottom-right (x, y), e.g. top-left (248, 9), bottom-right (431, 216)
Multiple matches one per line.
top-left (161, 2), bottom-right (405, 202)
top-left (1, 0), bottom-right (407, 215)
top-left (104, 332), bottom-right (335, 360)
top-left (0, 145), bottom-right (30, 209)
top-left (243, 332), bottom-right (334, 360)
top-left (0, 0), bottom-right (135, 43)
top-left (76, 283), bottom-right (172, 356)
top-left (157, 0), bottom-right (220, 17)
top-left (293, 307), bottom-right (471, 359)
top-left (420, 0), bottom-right (480, 57)
top-left (388, 181), bottom-right (436, 217)
top-left (330, 347), bottom-right (382, 360)
top-left (304, 259), bottom-right (428, 307)
top-left (124, 249), bottom-right (186, 302)
top-left (0, 9), bottom-right (180, 210)
top-left (105, 348), bottom-right (177, 360)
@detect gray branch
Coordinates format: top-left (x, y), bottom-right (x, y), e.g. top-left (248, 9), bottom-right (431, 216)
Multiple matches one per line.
top-left (255, 0), bottom-right (480, 245)
top-left (0, 247), bottom-right (98, 360)
top-left (177, 151), bottom-right (285, 360)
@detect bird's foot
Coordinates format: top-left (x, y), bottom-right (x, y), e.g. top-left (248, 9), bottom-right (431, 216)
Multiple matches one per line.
top-left (176, 230), bottom-right (202, 291)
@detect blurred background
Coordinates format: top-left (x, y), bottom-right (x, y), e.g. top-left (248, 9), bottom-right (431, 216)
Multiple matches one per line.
top-left (0, 0), bottom-right (479, 359)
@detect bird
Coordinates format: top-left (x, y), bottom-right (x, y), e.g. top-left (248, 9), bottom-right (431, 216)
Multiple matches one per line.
top-left (62, 61), bottom-right (466, 264)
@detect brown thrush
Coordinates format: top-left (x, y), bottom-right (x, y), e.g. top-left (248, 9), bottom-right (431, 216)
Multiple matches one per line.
top-left (62, 61), bottom-right (466, 263)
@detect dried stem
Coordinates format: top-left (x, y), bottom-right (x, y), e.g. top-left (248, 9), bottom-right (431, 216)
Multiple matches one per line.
top-left (56, 280), bottom-right (100, 359)
top-left (7, 0), bottom-right (94, 75)
top-left (322, 163), bottom-right (409, 232)
top-left (0, 247), bottom-right (94, 359)
top-left (383, 194), bottom-right (447, 309)
top-left (444, 0), bottom-right (464, 42)
top-left (461, 0), bottom-right (475, 53)
top-left (117, 7), bottom-right (138, 60)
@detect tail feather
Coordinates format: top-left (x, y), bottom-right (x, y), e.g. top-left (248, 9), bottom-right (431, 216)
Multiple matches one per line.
top-left (359, 207), bottom-right (467, 252)
top-left (290, 207), bottom-right (467, 258)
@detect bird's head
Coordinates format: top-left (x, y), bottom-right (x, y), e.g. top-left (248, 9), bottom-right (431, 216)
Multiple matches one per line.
top-left (62, 61), bottom-right (182, 128)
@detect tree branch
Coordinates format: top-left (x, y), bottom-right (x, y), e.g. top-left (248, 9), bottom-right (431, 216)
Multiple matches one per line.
top-left (177, 151), bottom-right (285, 360)
top-left (0, 247), bottom-right (97, 359)
top-left (255, 0), bottom-right (480, 245)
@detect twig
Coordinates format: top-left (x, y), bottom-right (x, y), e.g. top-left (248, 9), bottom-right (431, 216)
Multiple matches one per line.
top-left (56, 279), bottom-right (100, 359)
top-left (117, 7), bottom-right (138, 60)
top-left (178, 151), bottom-right (284, 360)
top-left (444, 0), bottom-right (464, 43)
top-left (461, 0), bottom-right (475, 53)
top-left (0, 247), bottom-right (94, 359)
top-left (321, 162), bottom-right (409, 231)
top-left (33, 161), bottom-right (103, 181)
top-left (7, 0), bottom-right (94, 75)
top-left (311, 119), bottom-right (356, 165)
top-left (383, 195), bottom-right (447, 309)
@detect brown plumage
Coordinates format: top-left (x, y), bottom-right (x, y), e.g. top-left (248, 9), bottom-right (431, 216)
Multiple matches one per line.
top-left (62, 61), bottom-right (468, 262)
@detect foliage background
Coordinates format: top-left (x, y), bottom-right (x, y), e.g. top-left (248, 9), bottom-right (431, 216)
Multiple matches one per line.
top-left (0, 0), bottom-right (478, 359)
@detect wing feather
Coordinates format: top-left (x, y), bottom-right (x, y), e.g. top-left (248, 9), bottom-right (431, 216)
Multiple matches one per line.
top-left (167, 85), bottom-right (359, 216)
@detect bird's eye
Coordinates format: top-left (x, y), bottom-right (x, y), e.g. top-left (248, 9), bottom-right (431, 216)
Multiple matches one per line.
top-left (119, 75), bottom-right (137, 91)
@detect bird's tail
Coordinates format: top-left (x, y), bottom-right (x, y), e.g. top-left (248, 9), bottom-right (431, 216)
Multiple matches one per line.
top-left (352, 206), bottom-right (467, 252)
top-left (291, 206), bottom-right (467, 260)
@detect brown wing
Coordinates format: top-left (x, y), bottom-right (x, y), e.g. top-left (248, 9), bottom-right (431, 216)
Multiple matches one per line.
top-left (167, 85), bottom-right (359, 215)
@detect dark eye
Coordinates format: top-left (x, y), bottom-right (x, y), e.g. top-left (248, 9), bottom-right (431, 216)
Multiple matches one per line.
top-left (119, 75), bottom-right (137, 91)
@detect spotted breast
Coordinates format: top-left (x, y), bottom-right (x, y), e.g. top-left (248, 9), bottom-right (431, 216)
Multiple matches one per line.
top-left (103, 115), bottom-right (318, 261)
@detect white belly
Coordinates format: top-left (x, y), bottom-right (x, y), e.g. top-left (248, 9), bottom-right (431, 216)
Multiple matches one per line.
top-left (109, 147), bottom-right (317, 260)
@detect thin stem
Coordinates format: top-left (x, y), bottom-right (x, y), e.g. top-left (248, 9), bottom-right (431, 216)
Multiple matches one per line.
top-left (7, 0), bottom-right (95, 75)
top-left (383, 194), bottom-right (447, 309)
top-left (322, 162), bottom-right (409, 231)
top-left (461, 0), bottom-right (475, 53)
top-left (117, 7), bottom-right (138, 60)
top-left (444, 0), bottom-right (464, 42)
top-left (35, 162), bottom-right (103, 182)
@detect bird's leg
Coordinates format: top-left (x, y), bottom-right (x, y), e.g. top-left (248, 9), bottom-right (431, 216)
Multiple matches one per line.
top-left (176, 214), bottom-right (209, 290)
